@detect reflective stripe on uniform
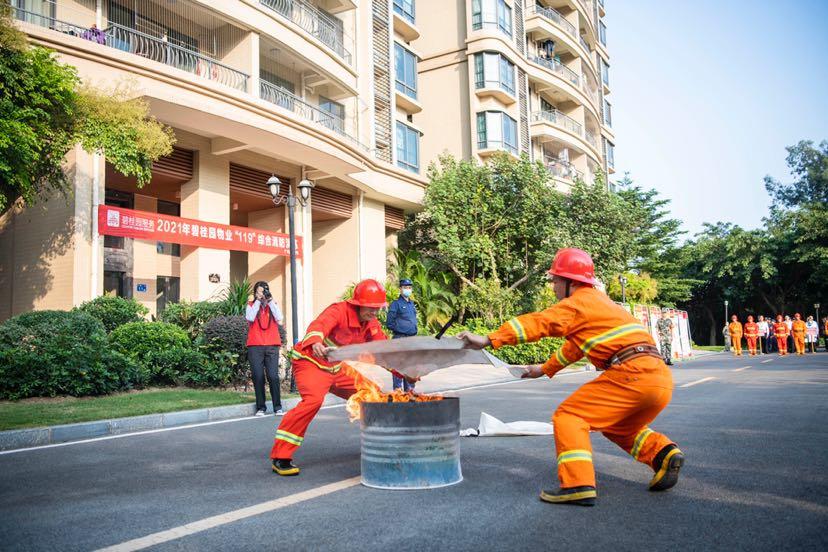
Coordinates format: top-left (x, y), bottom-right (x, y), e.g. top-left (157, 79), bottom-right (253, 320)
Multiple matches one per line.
top-left (557, 449), bottom-right (593, 465)
top-left (290, 349), bottom-right (342, 373)
top-left (323, 337), bottom-right (339, 348)
top-left (507, 318), bottom-right (528, 344)
top-left (275, 429), bottom-right (304, 446)
top-left (302, 331), bottom-right (324, 344)
top-left (581, 323), bottom-right (650, 354)
top-left (630, 427), bottom-right (654, 459)
top-left (555, 347), bottom-right (571, 367)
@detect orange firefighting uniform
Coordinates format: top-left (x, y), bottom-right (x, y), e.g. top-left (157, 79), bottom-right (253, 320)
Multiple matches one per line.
top-left (773, 322), bottom-right (789, 355)
top-left (270, 302), bottom-right (386, 460)
top-left (488, 286), bottom-right (675, 490)
top-left (791, 320), bottom-right (807, 355)
top-left (728, 321), bottom-right (743, 355)
top-left (744, 322), bottom-right (759, 355)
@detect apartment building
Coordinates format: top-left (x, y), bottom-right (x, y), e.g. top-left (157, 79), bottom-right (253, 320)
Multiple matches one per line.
top-left (0, 0), bottom-right (429, 335)
top-left (415, 0), bottom-right (614, 190)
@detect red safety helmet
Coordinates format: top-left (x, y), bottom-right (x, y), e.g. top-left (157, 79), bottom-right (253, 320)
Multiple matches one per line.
top-left (348, 279), bottom-right (388, 308)
top-left (547, 248), bottom-right (599, 286)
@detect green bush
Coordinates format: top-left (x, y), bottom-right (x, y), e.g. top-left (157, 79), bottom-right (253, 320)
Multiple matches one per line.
top-left (160, 300), bottom-right (225, 340)
top-left (75, 294), bottom-right (148, 332)
top-left (0, 311), bottom-right (138, 399)
top-left (109, 321), bottom-right (191, 384)
top-left (446, 318), bottom-right (564, 365)
top-left (203, 315), bottom-right (249, 388)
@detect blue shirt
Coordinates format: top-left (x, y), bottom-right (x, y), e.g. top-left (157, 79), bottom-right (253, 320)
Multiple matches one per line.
top-left (386, 296), bottom-right (418, 337)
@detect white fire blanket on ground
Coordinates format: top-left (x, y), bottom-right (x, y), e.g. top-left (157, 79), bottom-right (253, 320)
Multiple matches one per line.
top-left (327, 336), bottom-right (528, 380)
top-left (460, 412), bottom-right (554, 437)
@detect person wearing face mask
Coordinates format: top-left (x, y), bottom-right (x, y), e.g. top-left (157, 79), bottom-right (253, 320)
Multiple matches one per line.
top-left (386, 278), bottom-right (419, 391)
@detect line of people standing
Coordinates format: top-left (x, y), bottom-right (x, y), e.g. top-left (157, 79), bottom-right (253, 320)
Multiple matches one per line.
top-left (727, 313), bottom-right (824, 356)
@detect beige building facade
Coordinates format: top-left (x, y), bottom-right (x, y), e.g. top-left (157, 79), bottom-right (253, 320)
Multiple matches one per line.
top-left (0, 0), bottom-right (426, 337)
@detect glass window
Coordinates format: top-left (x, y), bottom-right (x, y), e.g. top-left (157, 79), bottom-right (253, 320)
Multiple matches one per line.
top-left (474, 52), bottom-right (516, 95)
top-left (156, 200), bottom-right (180, 257)
top-left (319, 96), bottom-right (345, 134)
top-left (395, 43), bottom-right (417, 99)
top-left (104, 271), bottom-right (125, 298)
top-left (600, 58), bottom-right (610, 86)
top-left (603, 99), bottom-right (612, 126)
top-left (396, 122), bottom-right (419, 173)
top-left (599, 21), bottom-right (607, 46)
top-left (607, 141), bottom-right (615, 168)
top-left (393, 0), bottom-right (415, 24)
top-left (156, 276), bottom-right (180, 315)
top-left (477, 111), bottom-right (517, 155)
top-left (103, 188), bottom-right (133, 250)
top-left (472, 0), bottom-right (512, 37)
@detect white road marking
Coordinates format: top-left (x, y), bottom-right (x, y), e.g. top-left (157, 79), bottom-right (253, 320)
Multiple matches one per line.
top-left (679, 376), bottom-right (717, 388)
top-left (761, 359), bottom-right (774, 364)
top-left (0, 370), bottom-right (590, 456)
top-left (94, 477), bottom-right (362, 552)
top-left (732, 366), bottom-right (752, 372)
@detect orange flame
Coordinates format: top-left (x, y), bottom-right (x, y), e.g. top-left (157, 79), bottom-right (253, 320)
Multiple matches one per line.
top-left (343, 362), bottom-right (443, 422)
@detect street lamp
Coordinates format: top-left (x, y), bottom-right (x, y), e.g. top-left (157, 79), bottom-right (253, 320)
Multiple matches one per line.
top-left (268, 174), bottom-right (314, 392)
top-left (816, 303), bottom-right (821, 325)
top-left (619, 275), bottom-right (628, 304)
top-left (724, 300), bottom-right (729, 350)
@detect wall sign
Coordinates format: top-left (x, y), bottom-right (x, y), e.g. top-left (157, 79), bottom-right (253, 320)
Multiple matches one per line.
top-left (208, 274), bottom-right (221, 283)
top-left (136, 283), bottom-right (148, 292)
top-left (98, 205), bottom-right (302, 258)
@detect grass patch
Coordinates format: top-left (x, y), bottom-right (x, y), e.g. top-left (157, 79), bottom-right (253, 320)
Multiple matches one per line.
top-left (0, 388), bottom-right (297, 431)
top-left (693, 345), bottom-right (724, 352)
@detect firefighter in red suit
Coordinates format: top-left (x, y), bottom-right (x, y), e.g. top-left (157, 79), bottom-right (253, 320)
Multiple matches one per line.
top-left (271, 279), bottom-right (388, 476)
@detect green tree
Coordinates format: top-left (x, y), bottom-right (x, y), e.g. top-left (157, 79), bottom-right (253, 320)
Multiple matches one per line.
top-left (0, 9), bottom-right (173, 213)
top-left (607, 271), bottom-right (659, 304)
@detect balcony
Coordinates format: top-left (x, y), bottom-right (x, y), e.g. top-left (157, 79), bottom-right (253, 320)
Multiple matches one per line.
top-left (531, 110), bottom-right (601, 161)
top-left (529, 55), bottom-right (579, 87)
top-left (10, 1), bottom-right (249, 92)
top-left (526, 4), bottom-right (576, 37)
top-left (532, 109), bottom-right (582, 136)
top-left (544, 156), bottom-right (583, 182)
top-left (259, 0), bottom-right (354, 66)
top-left (259, 80), bottom-right (367, 152)
top-left (392, 0), bottom-right (419, 41)
top-left (524, 4), bottom-right (596, 74)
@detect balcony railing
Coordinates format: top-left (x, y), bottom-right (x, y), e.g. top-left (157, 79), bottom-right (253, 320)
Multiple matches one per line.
top-left (544, 156), bottom-right (583, 182)
top-left (260, 0), bottom-right (353, 66)
top-left (106, 25), bottom-right (249, 91)
top-left (579, 35), bottom-right (590, 53)
top-left (531, 109), bottom-right (582, 137)
top-left (259, 80), bottom-right (367, 152)
top-left (585, 129), bottom-right (599, 148)
top-left (525, 4), bottom-right (576, 38)
top-left (528, 55), bottom-right (580, 87)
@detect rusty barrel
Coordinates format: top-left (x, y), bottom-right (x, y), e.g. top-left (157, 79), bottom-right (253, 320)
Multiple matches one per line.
top-left (359, 397), bottom-right (462, 490)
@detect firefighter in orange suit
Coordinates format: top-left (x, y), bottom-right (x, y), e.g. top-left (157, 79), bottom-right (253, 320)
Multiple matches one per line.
top-left (458, 248), bottom-right (683, 506)
top-left (744, 315), bottom-right (759, 356)
top-left (270, 279), bottom-right (388, 476)
top-left (791, 313), bottom-right (807, 355)
top-left (728, 315), bottom-right (743, 356)
top-left (773, 315), bottom-right (789, 355)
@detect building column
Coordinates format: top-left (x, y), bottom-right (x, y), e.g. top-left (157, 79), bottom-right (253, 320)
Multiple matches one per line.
top-left (71, 146), bottom-right (104, 308)
top-left (131, 194), bottom-right (158, 315)
top-left (359, 195), bottom-right (388, 282)
top-left (180, 151), bottom-right (230, 301)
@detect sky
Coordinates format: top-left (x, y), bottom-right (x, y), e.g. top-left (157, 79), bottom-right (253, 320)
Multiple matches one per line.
top-left (607, 0), bottom-right (828, 239)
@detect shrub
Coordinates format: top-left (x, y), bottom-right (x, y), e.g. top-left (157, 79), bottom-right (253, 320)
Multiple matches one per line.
top-left (203, 315), bottom-right (249, 388)
top-left (0, 310), bottom-right (138, 399)
top-left (75, 294), bottom-right (148, 332)
top-left (446, 318), bottom-right (564, 366)
top-left (144, 346), bottom-right (230, 387)
top-left (160, 300), bottom-right (225, 340)
top-left (109, 321), bottom-right (191, 384)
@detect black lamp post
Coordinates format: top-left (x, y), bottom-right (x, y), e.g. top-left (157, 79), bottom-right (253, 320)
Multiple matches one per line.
top-left (268, 174), bottom-right (314, 393)
top-left (619, 275), bottom-right (628, 304)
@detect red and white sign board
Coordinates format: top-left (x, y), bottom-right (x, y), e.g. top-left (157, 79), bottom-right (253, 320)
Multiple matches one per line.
top-left (98, 205), bottom-right (302, 258)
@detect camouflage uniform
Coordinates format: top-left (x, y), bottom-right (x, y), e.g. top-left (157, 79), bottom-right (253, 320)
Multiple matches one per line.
top-left (657, 317), bottom-right (673, 364)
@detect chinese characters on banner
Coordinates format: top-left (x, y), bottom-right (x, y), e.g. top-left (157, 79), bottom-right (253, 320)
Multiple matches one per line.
top-left (98, 205), bottom-right (303, 258)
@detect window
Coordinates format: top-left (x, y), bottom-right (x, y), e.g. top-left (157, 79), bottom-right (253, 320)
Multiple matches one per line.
top-left (393, 0), bottom-right (415, 24)
top-left (319, 96), bottom-right (345, 134)
top-left (606, 141), bottom-right (615, 168)
top-left (603, 99), bottom-right (612, 126)
top-left (600, 58), bottom-right (610, 86)
top-left (394, 43), bottom-right (417, 99)
top-left (540, 97), bottom-right (554, 113)
top-left (477, 111), bottom-right (518, 155)
top-left (104, 271), bottom-right (125, 298)
top-left (156, 276), bottom-right (180, 316)
top-left (471, 0), bottom-right (512, 37)
top-left (103, 188), bottom-right (133, 250)
top-left (474, 52), bottom-right (516, 95)
top-left (261, 71), bottom-right (295, 111)
top-left (599, 21), bottom-right (607, 46)
top-left (396, 122), bottom-right (419, 173)
top-left (156, 200), bottom-right (180, 257)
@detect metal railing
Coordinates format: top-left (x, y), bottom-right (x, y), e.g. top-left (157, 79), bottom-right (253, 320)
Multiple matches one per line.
top-left (9, 2), bottom-right (88, 37)
top-left (544, 156), bottom-right (583, 181)
top-left (525, 4), bottom-right (576, 38)
top-left (259, 80), bottom-right (367, 152)
top-left (531, 109), bottom-right (582, 137)
top-left (579, 35), bottom-right (591, 54)
top-left (528, 55), bottom-right (579, 87)
top-left (106, 24), bottom-right (248, 91)
top-left (260, 0), bottom-right (353, 65)
top-left (585, 129), bottom-right (599, 148)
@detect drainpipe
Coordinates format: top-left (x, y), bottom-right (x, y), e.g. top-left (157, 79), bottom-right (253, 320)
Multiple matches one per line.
top-left (357, 190), bottom-right (365, 279)
top-left (90, 152), bottom-right (100, 300)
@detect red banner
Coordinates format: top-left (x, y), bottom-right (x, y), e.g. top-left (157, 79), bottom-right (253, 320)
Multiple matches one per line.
top-left (97, 205), bottom-right (302, 258)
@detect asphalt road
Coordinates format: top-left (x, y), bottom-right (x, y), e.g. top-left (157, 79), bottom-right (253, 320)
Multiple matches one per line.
top-left (1, 352), bottom-right (827, 551)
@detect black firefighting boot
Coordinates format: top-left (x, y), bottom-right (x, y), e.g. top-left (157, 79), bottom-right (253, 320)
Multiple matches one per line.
top-left (272, 459), bottom-right (300, 476)
top-left (649, 444), bottom-right (684, 491)
top-left (539, 486), bottom-right (596, 506)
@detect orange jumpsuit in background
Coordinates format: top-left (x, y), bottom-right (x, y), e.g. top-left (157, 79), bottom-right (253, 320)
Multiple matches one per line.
top-left (728, 321), bottom-right (743, 355)
top-left (773, 321), bottom-right (789, 355)
top-left (791, 319), bottom-right (807, 355)
top-left (744, 321), bottom-right (759, 355)
top-left (270, 302), bottom-right (386, 460)
top-left (488, 286), bottom-right (676, 490)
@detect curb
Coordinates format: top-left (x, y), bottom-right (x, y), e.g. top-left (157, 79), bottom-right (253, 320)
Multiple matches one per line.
top-left (0, 394), bottom-right (345, 452)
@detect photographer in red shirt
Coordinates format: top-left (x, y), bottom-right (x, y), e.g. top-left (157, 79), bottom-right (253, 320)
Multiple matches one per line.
top-left (246, 281), bottom-right (284, 416)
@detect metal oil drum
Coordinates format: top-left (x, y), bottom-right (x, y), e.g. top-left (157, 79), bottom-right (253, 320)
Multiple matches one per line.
top-left (359, 397), bottom-right (462, 490)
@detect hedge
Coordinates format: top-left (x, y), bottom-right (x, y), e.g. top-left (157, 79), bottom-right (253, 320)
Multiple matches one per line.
top-left (75, 295), bottom-right (148, 333)
top-left (109, 321), bottom-right (192, 385)
top-left (446, 318), bottom-right (564, 365)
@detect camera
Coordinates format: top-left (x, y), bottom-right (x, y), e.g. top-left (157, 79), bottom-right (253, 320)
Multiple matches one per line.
top-left (261, 283), bottom-right (272, 302)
